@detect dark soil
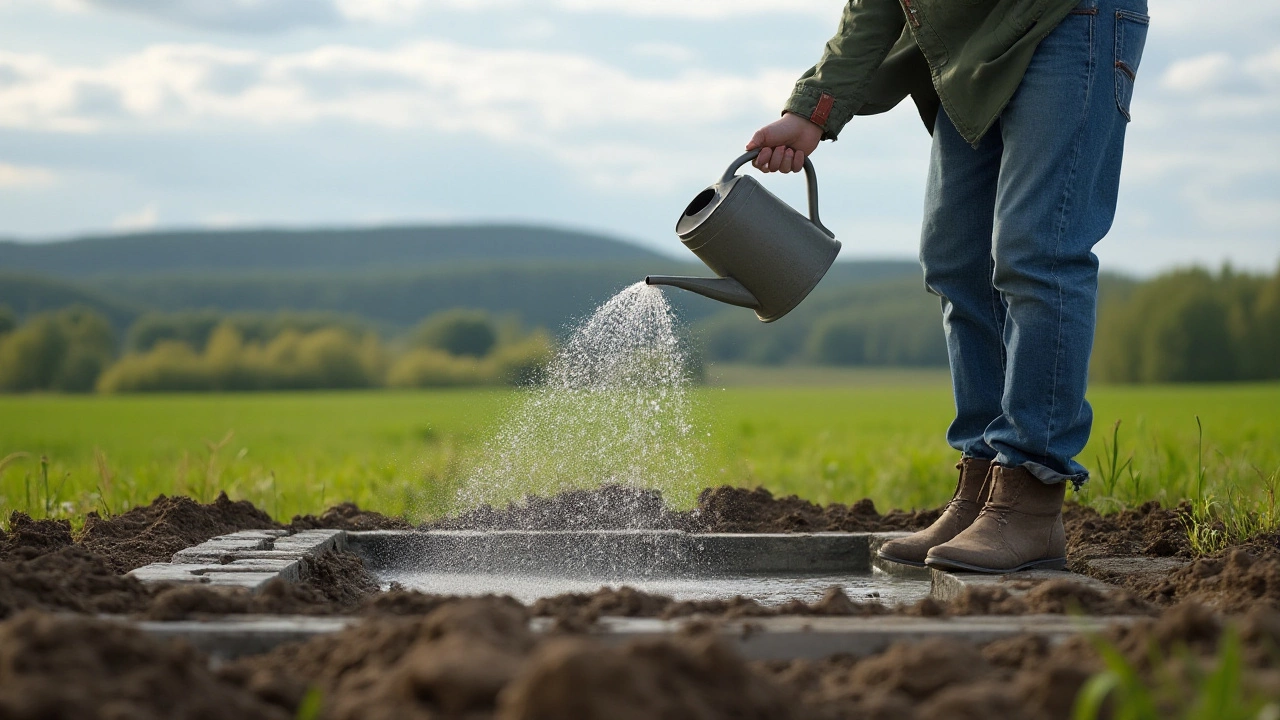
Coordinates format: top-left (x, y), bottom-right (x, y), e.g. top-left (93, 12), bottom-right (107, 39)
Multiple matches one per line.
top-left (78, 492), bottom-right (280, 573)
top-left (289, 502), bottom-right (412, 532)
top-left (32, 598), bottom-right (1240, 720)
top-left (0, 543), bottom-right (379, 621)
top-left (138, 551), bottom-right (380, 621)
top-left (1144, 547), bottom-right (1280, 612)
top-left (0, 611), bottom-right (288, 720)
top-left (424, 485), bottom-right (698, 531)
top-left (0, 513), bottom-right (74, 560)
top-left (4, 488), bottom-right (1280, 718)
top-left (0, 546), bottom-right (153, 619)
top-left (424, 484), bottom-right (943, 533)
top-left (0, 486), bottom-right (1262, 624)
top-left (1064, 500), bottom-right (1193, 563)
top-left (691, 486), bottom-right (943, 533)
top-left (2, 599), bottom-right (1272, 720)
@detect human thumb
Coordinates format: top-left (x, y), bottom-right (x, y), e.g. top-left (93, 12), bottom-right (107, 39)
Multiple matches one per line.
top-left (745, 127), bottom-right (770, 151)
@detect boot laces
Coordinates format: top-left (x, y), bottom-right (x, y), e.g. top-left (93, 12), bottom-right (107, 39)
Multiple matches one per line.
top-left (977, 502), bottom-right (1012, 525)
top-left (974, 472), bottom-right (1010, 525)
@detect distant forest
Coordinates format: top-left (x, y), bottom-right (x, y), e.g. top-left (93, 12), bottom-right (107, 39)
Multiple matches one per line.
top-left (0, 224), bottom-right (1276, 390)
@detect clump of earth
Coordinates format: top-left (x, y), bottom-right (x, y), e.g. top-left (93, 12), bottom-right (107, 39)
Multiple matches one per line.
top-left (2, 597), bottom-right (1278, 720)
top-left (2, 487), bottom-right (1279, 719)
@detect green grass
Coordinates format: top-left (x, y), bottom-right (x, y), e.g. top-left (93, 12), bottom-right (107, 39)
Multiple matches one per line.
top-left (1, 373), bottom-right (1278, 542)
top-left (1073, 627), bottom-right (1280, 720)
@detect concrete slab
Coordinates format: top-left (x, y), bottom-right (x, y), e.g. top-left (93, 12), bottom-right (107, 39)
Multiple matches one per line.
top-left (272, 529), bottom-right (347, 555)
top-left (128, 564), bottom-right (214, 584)
top-left (867, 533), bottom-right (933, 580)
top-left (1084, 556), bottom-right (1188, 586)
top-left (201, 572), bottom-right (286, 591)
top-left (930, 568), bottom-right (1114, 603)
top-left (133, 529), bottom-right (349, 593)
top-left (577, 614), bottom-right (1139, 660)
top-left (122, 612), bottom-right (1141, 662)
top-left (202, 558), bottom-right (302, 581)
top-left (131, 616), bottom-right (358, 660)
top-left (349, 530), bottom-right (870, 576)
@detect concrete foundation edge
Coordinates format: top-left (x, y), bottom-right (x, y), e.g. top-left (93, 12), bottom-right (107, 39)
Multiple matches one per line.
top-left (122, 613), bottom-right (1141, 662)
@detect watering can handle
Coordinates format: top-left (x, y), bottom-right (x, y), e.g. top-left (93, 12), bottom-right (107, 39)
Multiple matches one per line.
top-left (723, 150), bottom-right (835, 239)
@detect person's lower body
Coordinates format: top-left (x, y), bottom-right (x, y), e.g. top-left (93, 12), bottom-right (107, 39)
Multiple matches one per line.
top-left (890, 0), bottom-right (1149, 572)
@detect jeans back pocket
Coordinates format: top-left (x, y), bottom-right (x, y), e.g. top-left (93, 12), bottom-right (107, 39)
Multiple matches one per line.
top-left (1115, 9), bottom-right (1150, 121)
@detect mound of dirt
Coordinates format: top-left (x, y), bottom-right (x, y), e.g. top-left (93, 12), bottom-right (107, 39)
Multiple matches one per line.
top-left (0, 513), bottom-right (74, 561)
top-left (1, 529), bottom-right (379, 621)
top-left (0, 546), bottom-right (154, 620)
top-left (501, 634), bottom-right (800, 720)
top-left (221, 597), bottom-right (535, 718)
top-left (289, 502), bottom-right (412, 532)
top-left (79, 492), bottom-right (280, 573)
top-left (425, 485), bottom-right (697, 531)
top-left (1145, 547), bottom-right (1280, 612)
top-left (760, 601), bottom-right (1280, 720)
top-left (4, 598), bottom-right (1277, 719)
top-left (691, 486), bottom-right (943, 533)
top-left (140, 551), bottom-right (380, 621)
top-left (221, 597), bottom-right (801, 720)
top-left (1064, 500), bottom-right (1191, 563)
top-left (0, 611), bottom-right (288, 720)
top-left (942, 578), bottom-right (1154, 616)
top-left (526, 585), bottom-right (894, 629)
top-left (424, 484), bottom-right (944, 533)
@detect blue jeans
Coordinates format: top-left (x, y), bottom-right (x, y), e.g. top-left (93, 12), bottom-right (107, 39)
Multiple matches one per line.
top-left (919, 0), bottom-right (1149, 487)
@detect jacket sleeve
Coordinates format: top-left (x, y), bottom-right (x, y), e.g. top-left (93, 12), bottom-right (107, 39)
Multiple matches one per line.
top-left (784, 0), bottom-right (908, 140)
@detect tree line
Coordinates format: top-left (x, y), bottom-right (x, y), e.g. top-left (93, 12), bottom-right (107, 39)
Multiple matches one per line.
top-left (0, 307), bottom-right (552, 393)
top-left (1091, 265), bottom-right (1280, 383)
top-left (0, 263), bottom-right (1276, 391)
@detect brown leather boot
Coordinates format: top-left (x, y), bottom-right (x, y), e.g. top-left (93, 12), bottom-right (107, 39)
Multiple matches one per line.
top-left (875, 457), bottom-right (992, 567)
top-left (924, 464), bottom-right (1067, 573)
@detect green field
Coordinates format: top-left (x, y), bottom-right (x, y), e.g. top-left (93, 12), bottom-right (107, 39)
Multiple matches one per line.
top-left (2, 371), bottom-right (1278, 549)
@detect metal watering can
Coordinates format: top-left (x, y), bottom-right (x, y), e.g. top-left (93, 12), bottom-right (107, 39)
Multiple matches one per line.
top-left (646, 149), bottom-right (841, 323)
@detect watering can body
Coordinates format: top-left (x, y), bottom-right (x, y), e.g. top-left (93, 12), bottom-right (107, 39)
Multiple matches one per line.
top-left (646, 150), bottom-right (841, 323)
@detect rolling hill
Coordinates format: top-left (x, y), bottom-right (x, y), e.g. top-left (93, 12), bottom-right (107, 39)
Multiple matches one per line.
top-left (0, 224), bottom-right (923, 333)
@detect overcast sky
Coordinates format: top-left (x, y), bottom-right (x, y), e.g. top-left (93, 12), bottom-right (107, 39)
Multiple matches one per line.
top-left (0, 0), bottom-right (1276, 275)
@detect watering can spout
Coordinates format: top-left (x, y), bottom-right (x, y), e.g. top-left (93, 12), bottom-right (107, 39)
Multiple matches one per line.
top-left (645, 275), bottom-right (760, 309)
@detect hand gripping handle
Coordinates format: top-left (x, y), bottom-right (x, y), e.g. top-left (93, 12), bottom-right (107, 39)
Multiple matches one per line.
top-left (722, 150), bottom-right (835, 238)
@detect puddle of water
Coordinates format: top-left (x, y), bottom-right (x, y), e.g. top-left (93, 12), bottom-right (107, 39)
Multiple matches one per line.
top-left (377, 569), bottom-right (932, 607)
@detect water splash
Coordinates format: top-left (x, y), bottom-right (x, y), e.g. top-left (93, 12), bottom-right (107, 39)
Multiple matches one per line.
top-left (453, 282), bottom-right (701, 524)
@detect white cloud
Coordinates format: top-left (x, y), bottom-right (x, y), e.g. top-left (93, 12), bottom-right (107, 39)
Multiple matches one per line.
top-left (0, 162), bottom-right (55, 188)
top-left (630, 43), bottom-right (698, 64)
top-left (548, 0), bottom-right (836, 19)
top-left (1154, 0), bottom-right (1280, 39)
top-left (62, 0), bottom-right (839, 30)
top-left (1160, 53), bottom-right (1230, 93)
top-left (0, 42), bottom-right (792, 138)
top-left (112, 203), bottom-right (158, 231)
top-left (1245, 46), bottom-right (1280, 87)
top-left (79, 0), bottom-right (338, 32)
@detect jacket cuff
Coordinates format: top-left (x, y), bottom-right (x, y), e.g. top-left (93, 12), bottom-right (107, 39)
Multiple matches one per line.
top-left (784, 86), bottom-right (854, 141)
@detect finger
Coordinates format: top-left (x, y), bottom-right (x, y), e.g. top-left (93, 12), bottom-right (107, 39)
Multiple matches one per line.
top-left (746, 129), bottom-right (766, 151)
top-left (780, 148), bottom-right (796, 173)
top-left (769, 146), bottom-right (787, 172)
top-left (755, 146), bottom-right (773, 171)
top-left (791, 149), bottom-right (805, 173)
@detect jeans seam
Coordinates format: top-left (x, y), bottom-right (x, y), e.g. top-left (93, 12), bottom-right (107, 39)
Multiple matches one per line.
top-left (1045, 10), bottom-right (1096, 460)
top-left (987, 244), bottom-right (1005, 374)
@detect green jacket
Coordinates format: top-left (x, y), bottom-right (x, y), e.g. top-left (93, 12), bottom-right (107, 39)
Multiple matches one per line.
top-left (784, 0), bottom-right (1081, 144)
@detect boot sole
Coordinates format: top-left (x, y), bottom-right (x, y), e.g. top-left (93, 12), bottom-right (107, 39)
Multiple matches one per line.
top-left (875, 550), bottom-right (927, 568)
top-left (923, 556), bottom-right (1068, 574)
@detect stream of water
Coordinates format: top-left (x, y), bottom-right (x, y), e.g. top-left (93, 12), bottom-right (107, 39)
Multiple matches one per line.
top-left (452, 282), bottom-right (703, 523)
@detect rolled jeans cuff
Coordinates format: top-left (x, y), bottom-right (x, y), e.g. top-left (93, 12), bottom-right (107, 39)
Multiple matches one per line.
top-left (995, 456), bottom-right (1089, 491)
